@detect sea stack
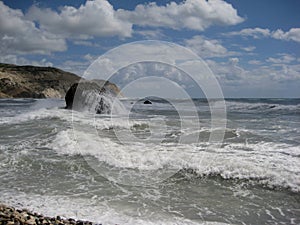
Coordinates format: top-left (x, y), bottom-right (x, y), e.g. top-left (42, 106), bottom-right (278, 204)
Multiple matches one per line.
top-left (144, 100), bottom-right (152, 104)
top-left (65, 80), bottom-right (121, 114)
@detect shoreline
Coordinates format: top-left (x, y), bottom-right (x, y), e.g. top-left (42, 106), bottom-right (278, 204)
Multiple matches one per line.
top-left (0, 204), bottom-right (97, 225)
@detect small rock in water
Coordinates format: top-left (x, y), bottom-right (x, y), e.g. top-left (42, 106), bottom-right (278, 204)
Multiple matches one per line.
top-left (144, 100), bottom-right (152, 104)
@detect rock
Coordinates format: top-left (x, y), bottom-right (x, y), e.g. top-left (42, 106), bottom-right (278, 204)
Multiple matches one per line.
top-left (0, 203), bottom-right (98, 225)
top-left (0, 63), bottom-right (81, 98)
top-left (65, 83), bottom-right (79, 109)
top-left (144, 100), bottom-right (152, 104)
top-left (25, 217), bottom-right (36, 225)
top-left (65, 80), bottom-right (121, 114)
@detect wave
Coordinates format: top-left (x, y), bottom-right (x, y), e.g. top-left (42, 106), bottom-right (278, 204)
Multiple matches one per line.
top-left (49, 129), bottom-right (300, 192)
top-left (0, 107), bottom-right (68, 124)
top-left (225, 99), bottom-right (300, 112)
top-left (1, 191), bottom-right (216, 225)
top-left (0, 98), bottom-right (36, 104)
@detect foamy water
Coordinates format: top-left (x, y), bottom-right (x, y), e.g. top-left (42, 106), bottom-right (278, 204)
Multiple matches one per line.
top-left (0, 98), bottom-right (299, 224)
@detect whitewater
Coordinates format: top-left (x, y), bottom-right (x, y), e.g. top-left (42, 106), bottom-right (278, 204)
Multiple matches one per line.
top-left (0, 97), bottom-right (299, 224)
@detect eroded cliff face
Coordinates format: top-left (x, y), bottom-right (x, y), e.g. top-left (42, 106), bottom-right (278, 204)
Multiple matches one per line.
top-left (0, 63), bottom-right (81, 98)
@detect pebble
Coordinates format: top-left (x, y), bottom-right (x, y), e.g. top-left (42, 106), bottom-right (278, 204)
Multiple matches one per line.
top-left (0, 204), bottom-right (97, 225)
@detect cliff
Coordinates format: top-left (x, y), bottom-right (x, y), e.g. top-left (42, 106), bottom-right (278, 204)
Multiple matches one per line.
top-left (0, 63), bottom-right (81, 98)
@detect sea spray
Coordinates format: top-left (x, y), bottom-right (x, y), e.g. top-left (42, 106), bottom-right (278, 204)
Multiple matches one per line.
top-left (73, 89), bottom-right (127, 114)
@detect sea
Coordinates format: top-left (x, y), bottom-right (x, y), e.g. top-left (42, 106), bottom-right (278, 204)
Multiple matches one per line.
top-left (0, 97), bottom-right (299, 224)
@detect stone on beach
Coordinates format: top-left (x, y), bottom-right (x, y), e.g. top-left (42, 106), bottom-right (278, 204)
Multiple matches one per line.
top-left (0, 204), bottom-right (95, 225)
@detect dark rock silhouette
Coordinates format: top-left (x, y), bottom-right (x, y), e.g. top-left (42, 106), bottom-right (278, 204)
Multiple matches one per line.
top-left (144, 100), bottom-right (152, 104)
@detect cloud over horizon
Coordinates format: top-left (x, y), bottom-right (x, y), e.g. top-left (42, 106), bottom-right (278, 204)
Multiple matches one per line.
top-left (226, 27), bottom-right (300, 43)
top-left (184, 35), bottom-right (236, 58)
top-left (0, 0), bottom-right (299, 97)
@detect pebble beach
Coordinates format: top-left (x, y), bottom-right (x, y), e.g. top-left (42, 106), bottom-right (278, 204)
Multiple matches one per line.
top-left (0, 204), bottom-right (96, 225)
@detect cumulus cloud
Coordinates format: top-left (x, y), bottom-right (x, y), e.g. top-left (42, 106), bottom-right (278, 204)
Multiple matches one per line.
top-left (226, 27), bottom-right (300, 43)
top-left (240, 46), bottom-right (256, 52)
top-left (118, 0), bottom-right (244, 31)
top-left (27, 0), bottom-right (243, 38)
top-left (0, 54), bottom-right (53, 67)
top-left (206, 57), bottom-right (246, 84)
top-left (27, 0), bottom-right (132, 38)
top-left (248, 60), bottom-right (262, 65)
top-left (272, 28), bottom-right (300, 43)
top-left (202, 56), bottom-right (300, 97)
top-left (73, 40), bottom-right (100, 47)
top-left (107, 61), bottom-right (209, 98)
top-left (0, 1), bottom-right (66, 55)
top-left (207, 55), bottom-right (300, 88)
top-left (135, 29), bottom-right (165, 38)
top-left (59, 60), bottom-right (90, 76)
top-left (252, 63), bottom-right (300, 82)
top-left (226, 28), bottom-right (270, 38)
top-left (266, 54), bottom-right (296, 64)
top-left (185, 35), bottom-right (236, 58)
top-left (0, 0), bottom-right (244, 57)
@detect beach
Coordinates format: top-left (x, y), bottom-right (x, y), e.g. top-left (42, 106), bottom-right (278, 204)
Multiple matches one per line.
top-left (0, 204), bottom-right (95, 225)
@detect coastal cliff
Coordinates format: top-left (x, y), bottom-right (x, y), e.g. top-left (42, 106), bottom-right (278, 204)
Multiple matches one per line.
top-left (0, 63), bottom-right (81, 98)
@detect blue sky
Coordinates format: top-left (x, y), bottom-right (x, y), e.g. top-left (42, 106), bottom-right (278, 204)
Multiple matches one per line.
top-left (0, 0), bottom-right (299, 97)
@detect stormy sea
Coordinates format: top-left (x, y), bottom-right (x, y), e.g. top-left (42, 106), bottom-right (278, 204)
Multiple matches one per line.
top-left (0, 97), bottom-right (299, 224)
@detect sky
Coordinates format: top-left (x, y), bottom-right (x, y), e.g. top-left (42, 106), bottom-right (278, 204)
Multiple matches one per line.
top-left (0, 0), bottom-right (299, 98)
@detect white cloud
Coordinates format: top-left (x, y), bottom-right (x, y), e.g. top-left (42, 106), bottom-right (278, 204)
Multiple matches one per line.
top-left (27, 0), bottom-right (132, 38)
top-left (0, 54), bottom-right (53, 67)
top-left (248, 60), bottom-right (262, 65)
top-left (83, 54), bottom-right (99, 62)
top-left (135, 29), bottom-right (165, 38)
top-left (26, 0), bottom-right (243, 40)
top-left (226, 27), bottom-right (300, 43)
top-left (240, 46), bottom-right (256, 52)
top-left (59, 60), bottom-right (90, 76)
top-left (0, 1), bottom-right (66, 55)
top-left (272, 28), bottom-right (300, 43)
top-left (229, 57), bottom-right (239, 64)
top-left (202, 57), bottom-right (300, 97)
top-left (118, 0), bottom-right (244, 31)
top-left (0, 0), bottom-right (244, 57)
top-left (110, 62), bottom-right (192, 88)
top-left (73, 40), bottom-right (100, 47)
top-left (185, 35), bottom-right (236, 58)
top-left (266, 54), bottom-right (296, 64)
top-left (206, 58), bottom-right (247, 85)
top-left (226, 28), bottom-right (270, 39)
top-left (206, 55), bottom-right (300, 90)
top-left (252, 63), bottom-right (300, 82)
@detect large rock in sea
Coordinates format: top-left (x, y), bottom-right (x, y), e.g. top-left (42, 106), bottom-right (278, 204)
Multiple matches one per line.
top-left (65, 80), bottom-right (122, 114)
